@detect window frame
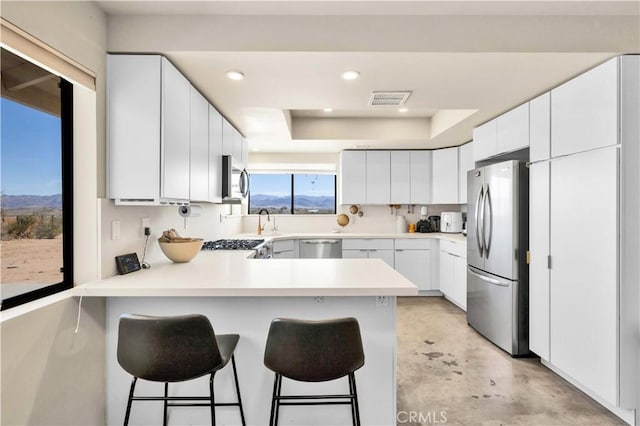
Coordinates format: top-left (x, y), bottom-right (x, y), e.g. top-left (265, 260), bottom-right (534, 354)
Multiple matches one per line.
top-left (1, 79), bottom-right (74, 311)
top-left (248, 173), bottom-right (337, 215)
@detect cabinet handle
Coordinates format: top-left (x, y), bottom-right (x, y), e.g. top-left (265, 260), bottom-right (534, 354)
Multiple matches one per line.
top-left (395, 249), bottom-right (404, 252)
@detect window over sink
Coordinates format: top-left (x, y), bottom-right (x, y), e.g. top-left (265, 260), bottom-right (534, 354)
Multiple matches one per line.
top-left (248, 174), bottom-right (336, 215)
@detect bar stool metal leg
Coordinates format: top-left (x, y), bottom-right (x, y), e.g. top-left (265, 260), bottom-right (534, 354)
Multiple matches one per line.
top-left (269, 373), bottom-right (283, 426)
top-left (209, 373), bottom-right (216, 425)
top-left (163, 382), bottom-right (169, 426)
top-left (231, 355), bottom-right (247, 426)
top-left (350, 373), bottom-right (361, 426)
top-left (123, 377), bottom-right (137, 426)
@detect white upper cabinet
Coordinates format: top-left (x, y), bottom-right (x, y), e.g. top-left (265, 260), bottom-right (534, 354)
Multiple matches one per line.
top-left (189, 87), bottom-right (209, 202)
top-left (366, 151), bottom-right (391, 204)
top-left (473, 119), bottom-right (497, 162)
top-left (410, 150), bottom-right (432, 204)
top-left (241, 137), bottom-right (249, 169)
top-left (208, 105), bottom-right (223, 203)
top-left (222, 118), bottom-right (234, 156)
top-left (233, 128), bottom-right (243, 162)
top-left (496, 102), bottom-right (529, 155)
top-left (432, 147), bottom-right (459, 204)
top-left (340, 151), bottom-right (366, 205)
top-left (551, 58), bottom-right (618, 158)
top-left (457, 142), bottom-right (473, 204)
top-left (529, 93), bottom-right (551, 162)
top-left (390, 151), bottom-right (411, 204)
top-left (160, 58), bottom-right (191, 201)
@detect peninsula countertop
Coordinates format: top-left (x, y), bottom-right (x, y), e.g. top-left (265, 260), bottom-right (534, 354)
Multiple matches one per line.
top-left (236, 231), bottom-right (467, 243)
top-left (75, 250), bottom-right (418, 297)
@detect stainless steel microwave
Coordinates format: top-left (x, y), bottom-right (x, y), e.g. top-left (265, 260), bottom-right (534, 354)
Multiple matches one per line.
top-left (222, 155), bottom-right (248, 204)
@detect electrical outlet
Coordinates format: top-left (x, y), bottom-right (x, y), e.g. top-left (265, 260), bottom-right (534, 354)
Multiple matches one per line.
top-left (142, 218), bottom-right (150, 235)
top-left (314, 296), bottom-right (324, 304)
top-left (111, 221), bottom-right (120, 240)
top-left (376, 296), bottom-right (388, 307)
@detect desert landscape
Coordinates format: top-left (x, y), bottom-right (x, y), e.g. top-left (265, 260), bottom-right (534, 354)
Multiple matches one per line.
top-left (1, 237), bottom-right (63, 284)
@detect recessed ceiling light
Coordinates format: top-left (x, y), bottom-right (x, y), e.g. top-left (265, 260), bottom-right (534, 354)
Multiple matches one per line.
top-left (323, 108), bottom-right (333, 112)
top-left (226, 71), bottom-right (245, 81)
top-left (398, 108), bottom-right (409, 113)
top-left (341, 71), bottom-right (360, 80)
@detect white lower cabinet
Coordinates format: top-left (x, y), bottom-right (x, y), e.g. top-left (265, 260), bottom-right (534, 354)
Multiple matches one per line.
top-left (342, 239), bottom-right (394, 268)
top-left (394, 239), bottom-right (432, 291)
top-left (271, 240), bottom-right (297, 259)
top-left (438, 240), bottom-right (467, 310)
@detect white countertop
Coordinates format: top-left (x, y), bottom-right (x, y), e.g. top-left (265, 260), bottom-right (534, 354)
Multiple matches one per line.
top-left (75, 250), bottom-right (418, 297)
top-left (238, 232), bottom-right (467, 243)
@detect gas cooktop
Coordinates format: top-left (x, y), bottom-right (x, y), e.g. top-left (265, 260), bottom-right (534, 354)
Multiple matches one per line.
top-left (202, 239), bottom-right (265, 251)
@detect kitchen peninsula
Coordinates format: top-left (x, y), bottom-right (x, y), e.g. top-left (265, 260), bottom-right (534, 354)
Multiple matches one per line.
top-left (76, 250), bottom-right (418, 425)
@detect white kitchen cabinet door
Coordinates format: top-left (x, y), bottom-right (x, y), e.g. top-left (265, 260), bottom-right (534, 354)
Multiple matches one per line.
top-left (368, 249), bottom-right (395, 269)
top-left (390, 151), bottom-right (411, 204)
top-left (549, 147), bottom-right (618, 406)
top-left (222, 118), bottom-right (234, 156)
top-left (432, 147), bottom-right (459, 204)
top-left (496, 102), bottom-right (529, 155)
top-left (161, 58), bottom-right (191, 201)
top-left (410, 150), bottom-right (432, 204)
top-left (394, 249), bottom-right (432, 291)
top-left (529, 161), bottom-right (550, 360)
top-left (439, 251), bottom-right (454, 297)
top-left (233, 128), bottom-right (243, 163)
top-left (340, 151), bottom-right (366, 205)
top-left (457, 142), bottom-right (473, 204)
top-left (241, 137), bottom-right (249, 169)
top-left (453, 255), bottom-right (467, 311)
top-left (551, 58), bottom-right (619, 157)
top-left (529, 93), bottom-right (551, 162)
top-left (366, 151), bottom-right (391, 204)
top-left (107, 54), bottom-right (161, 201)
top-left (473, 119), bottom-right (497, 162)
top-left (341, 249), bottom-right (368, 259)
top-left (189, 87), bottom-right (209, 202)
top-left (208, 105), bottom-right (223, 203)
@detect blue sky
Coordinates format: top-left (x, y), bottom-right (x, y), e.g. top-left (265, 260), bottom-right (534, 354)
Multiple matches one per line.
top-left (1, 98), bottom-right (62, 196)
top-left (251, 174), bottom-right (335, 197)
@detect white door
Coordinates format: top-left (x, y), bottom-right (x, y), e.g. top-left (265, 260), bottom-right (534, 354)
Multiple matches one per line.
top-left (410, 151), bottom-right (431, 204)
top-left (453, 255), bottom-right (467, 310)
top-left (189, 87), bottom-right (209, 202)
top-left (366, 151), bottom-right (391, 204)
top-left (496, 102), bottom-right (529, 155)
top-left (208, 105), bottom-right (223, 203)
top-left (549, 147), bottom-right (618, 406)
top-left (394, 249), bottom-right (431, 291)
top-left (432, 147), bottom-right (459, 204)
top-left (340, 151), bottom-right (366, 205)
top-left (390, 151), bottom-right (411, 204)
top-left (161, 58), bottom-right (191, 200)
top-left (439, 251), bottom-right (454, 297)
top-left (529, 161), bottom-right (550, 360)
top-left (457, 143), bottom-right (473, 204)
top-left (369, 249), bottom-right (395, 268)
top-left (551, 58), bottom-right (618, 157)
top-left (473, 119), bottom-right (497, 162)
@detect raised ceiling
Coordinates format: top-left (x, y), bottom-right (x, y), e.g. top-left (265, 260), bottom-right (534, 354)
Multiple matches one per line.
top-left (98, 0), bottom-right (640, 153)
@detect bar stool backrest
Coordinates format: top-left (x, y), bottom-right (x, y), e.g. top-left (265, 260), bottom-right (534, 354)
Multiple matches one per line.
top-left (264, 317), bottom-right (365, 382)
top-left (117, 314), bottom-right (223, 382)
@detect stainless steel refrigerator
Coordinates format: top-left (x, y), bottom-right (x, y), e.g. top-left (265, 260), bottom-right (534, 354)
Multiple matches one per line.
top-left (467, 160), bottom-right (529, 356)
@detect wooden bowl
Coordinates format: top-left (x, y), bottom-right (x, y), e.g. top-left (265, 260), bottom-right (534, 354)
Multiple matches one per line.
top-left (158, 239), bottom-right (203, 263)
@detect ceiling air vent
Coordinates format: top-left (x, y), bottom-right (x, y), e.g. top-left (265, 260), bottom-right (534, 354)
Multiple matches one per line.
top-left (369, 91), bottom-right (412, 107)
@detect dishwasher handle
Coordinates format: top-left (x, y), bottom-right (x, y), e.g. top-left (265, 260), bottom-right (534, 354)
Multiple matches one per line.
top-left (301, 240), bottom-right (341, 244)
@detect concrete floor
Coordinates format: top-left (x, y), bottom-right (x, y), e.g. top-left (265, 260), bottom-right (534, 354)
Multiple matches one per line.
top-left (396, 297), bottom-right (626, 426)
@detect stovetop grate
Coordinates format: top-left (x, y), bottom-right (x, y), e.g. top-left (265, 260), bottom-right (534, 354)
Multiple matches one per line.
top-left (202, 239), bottom-right (264, 250)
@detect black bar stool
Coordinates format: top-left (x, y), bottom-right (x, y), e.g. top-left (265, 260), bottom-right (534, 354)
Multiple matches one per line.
top-left (117, 314), bottom-right (246, 426)
top-left (263, 317), bottom-right (365, 426)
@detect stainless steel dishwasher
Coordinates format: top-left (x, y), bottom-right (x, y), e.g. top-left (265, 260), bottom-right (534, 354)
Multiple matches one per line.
top-left (299, 239), bottom-right (342, 259)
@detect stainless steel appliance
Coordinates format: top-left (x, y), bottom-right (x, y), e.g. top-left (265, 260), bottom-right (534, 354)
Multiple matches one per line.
top-left (299, 239), bottom-right (342, 259)
top-left (222, 155), bottom-right (248, 204)
top-left (467, 160), bottom-right (529, 356)
top-left (441, 212), bottom-right (463, 233)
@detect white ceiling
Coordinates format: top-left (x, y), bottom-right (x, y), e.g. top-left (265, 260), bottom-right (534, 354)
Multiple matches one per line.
top-left (98, 0), bottom-right (640, 153)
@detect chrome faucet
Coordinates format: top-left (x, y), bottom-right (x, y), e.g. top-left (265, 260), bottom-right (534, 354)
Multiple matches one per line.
top-left (257, 208), bottom-right (270, 235)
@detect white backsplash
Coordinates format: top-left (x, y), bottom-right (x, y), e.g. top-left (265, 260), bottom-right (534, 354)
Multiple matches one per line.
top-left (99, 199), bottom-right (243, 278)
top-left (242, 204), bottom-right (465, 234)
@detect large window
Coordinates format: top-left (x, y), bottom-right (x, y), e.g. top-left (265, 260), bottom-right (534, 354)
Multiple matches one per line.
top-left (1, 48), bottom-right (74, 310)
top-left (249, 174), bottom-right (336, 214)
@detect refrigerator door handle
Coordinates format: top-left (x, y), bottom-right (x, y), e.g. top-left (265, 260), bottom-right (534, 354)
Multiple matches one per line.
top-left (475, 186), bottom-right (484, 256)
top-left (484, 184), bottom-right (493, 258)
top-left (468, 267), bottom-right (509, 287)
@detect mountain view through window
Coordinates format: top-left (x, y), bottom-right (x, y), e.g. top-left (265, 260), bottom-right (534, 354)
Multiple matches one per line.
top-left (249, 174), bottom-right (335, 214)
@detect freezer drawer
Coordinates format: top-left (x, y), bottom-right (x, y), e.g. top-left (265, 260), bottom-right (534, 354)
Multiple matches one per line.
top-left (466, 266), bottom-right (528, 356)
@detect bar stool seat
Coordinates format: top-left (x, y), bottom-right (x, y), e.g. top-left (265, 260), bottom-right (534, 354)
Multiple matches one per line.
top-left (117, 314), bottom-right (246, 426)
top-left (263, 317), bottom-right (365, 426)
